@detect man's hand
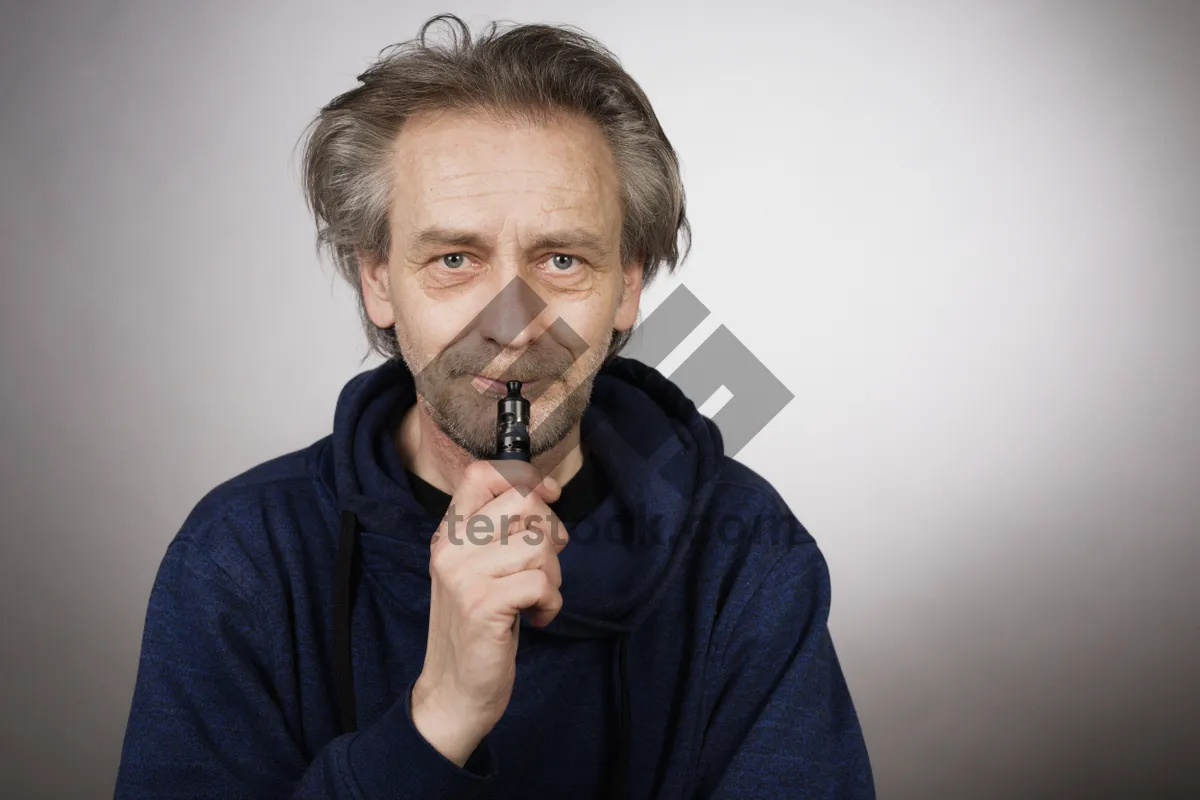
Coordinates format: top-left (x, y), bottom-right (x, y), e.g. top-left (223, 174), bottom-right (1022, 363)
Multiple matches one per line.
top-left (411, 460), bottom-right (569, 767)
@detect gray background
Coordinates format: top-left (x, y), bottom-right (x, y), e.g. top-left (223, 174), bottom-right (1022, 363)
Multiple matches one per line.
top-left (2, 1), bottom-right (1198, 798)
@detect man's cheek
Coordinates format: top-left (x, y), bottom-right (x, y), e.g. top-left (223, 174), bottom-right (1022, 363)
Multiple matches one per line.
top-left (551, 302), bottom-right (607, 355)
top-left (398, 313), bottom-right (456, 361)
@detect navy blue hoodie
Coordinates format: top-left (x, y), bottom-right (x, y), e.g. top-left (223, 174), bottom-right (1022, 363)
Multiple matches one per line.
top-left (115, 355), bottom-right (875, 799)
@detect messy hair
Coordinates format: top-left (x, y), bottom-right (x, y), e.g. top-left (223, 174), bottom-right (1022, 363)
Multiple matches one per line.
top-left (297, 13), bottom-right (691, 362)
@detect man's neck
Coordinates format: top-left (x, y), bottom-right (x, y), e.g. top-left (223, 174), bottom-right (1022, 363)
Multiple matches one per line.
top-left (394, 396), bottom-right (584, 496)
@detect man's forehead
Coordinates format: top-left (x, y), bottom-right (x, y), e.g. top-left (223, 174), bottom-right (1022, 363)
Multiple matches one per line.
top-left (386, 123), bottom-right (620, 250)
top-left (389, 111), bottom-right (619, 201)
top-left (393, 186), bottom-right (617, 244)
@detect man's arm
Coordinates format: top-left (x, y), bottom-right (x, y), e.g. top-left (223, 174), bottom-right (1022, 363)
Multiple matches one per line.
top-left (113, 536), bottom-right (498, 800)
top-left (694, 526), bottom-right (875, 799)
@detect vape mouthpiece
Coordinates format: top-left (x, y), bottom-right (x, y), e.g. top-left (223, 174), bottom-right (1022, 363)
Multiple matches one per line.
top-left (495, 380), bottom-right (531, 462)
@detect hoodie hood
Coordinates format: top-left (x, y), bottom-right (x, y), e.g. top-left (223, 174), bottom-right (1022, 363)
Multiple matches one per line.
top-left (329, 355), bottom-right (724, 640)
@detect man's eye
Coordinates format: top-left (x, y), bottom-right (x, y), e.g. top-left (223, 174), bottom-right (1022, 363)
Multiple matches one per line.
top-left (549, 254), bottom-right (577, 271)
top-left (440, 253), bottom-right (467, 269)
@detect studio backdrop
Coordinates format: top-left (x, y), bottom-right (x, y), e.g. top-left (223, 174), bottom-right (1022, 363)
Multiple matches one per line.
top-left (1, 2), bottom-right (1198, 798)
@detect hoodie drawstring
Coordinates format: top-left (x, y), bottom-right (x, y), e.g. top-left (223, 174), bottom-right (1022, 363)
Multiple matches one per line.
top-left (332, 509), bottom-right (633, 799)
top-left (608, 630), bottom-right (632, 800)
top-left (332, 509), bottom-right (360, 734)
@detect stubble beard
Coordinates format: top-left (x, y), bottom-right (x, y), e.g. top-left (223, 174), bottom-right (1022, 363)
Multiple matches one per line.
top-left (395, 326), bottom-right (610, 461)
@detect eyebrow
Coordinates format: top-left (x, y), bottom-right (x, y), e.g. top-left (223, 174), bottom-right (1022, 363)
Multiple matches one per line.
top-left (406, 226), bottom-right (613, 260)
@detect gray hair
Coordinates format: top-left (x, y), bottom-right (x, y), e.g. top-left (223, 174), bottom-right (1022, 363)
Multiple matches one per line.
top-left (297, 13), bottom-right (691, 363)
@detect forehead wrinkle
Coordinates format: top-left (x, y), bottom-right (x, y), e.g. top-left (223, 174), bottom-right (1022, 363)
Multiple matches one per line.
top-left (431, 169), bottom-right (598, 199)
top-left (390, 114), bottom-right (623, 259)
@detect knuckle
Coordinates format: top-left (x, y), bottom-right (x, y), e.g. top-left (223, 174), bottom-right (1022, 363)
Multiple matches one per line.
top-left (429, 537), bottom-right (453, 572)
top-left (518, 492), bottom-right (547, 517)
top-left (537, 515), bottom-right (564, 544)
top-left (544, 558), bottom-right (563, 588)
top-left (464, 460), bottom-right (494, 485)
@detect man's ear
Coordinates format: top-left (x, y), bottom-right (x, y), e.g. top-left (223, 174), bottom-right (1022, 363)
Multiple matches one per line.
top-left (357, 248), bottom-right (396, 328)
top-left (614, 254), bottom-right (645, 331)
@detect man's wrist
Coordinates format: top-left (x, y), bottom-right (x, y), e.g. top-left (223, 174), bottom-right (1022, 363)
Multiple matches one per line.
top-left (409, 679), bottom-right (486, 768)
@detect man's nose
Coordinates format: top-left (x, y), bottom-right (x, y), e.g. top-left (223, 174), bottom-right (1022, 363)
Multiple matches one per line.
top-left (473, 274), bottom-right (550, 351)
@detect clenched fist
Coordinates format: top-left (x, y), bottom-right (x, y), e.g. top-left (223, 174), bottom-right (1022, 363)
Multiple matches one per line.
top-left (410, 459), bottom-right (570, 766)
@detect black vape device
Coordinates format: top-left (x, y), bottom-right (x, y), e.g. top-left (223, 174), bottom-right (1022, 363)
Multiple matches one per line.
top-left (495, 380), bottom-right (531, 462)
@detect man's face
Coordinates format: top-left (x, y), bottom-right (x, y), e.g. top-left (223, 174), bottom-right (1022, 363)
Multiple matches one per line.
top-left (360, 108), bottom-right (642, 459)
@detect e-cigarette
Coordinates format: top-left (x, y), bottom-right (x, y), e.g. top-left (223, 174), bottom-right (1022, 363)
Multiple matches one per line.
top-left (495, 380), bottom-right (531, 462)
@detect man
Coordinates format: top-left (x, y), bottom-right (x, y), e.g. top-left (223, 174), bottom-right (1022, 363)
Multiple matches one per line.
top-left (115, 14), bottom-right (875, 800)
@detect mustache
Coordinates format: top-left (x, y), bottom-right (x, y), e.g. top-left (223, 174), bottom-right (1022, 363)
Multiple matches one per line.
top-left (434, 343), bottom-right (578, 381)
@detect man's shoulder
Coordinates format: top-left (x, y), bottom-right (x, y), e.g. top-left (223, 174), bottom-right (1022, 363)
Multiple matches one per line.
top-left (693, 457), bottom-right (834, 663)
top-left (167, 436), bottom-right (336, 594)
top-left (197, 434), bottom-right (331, 507)
top-left (689, 456), bottom-right (824, 612)
top-left (706, 455), bottom-right (815, 547)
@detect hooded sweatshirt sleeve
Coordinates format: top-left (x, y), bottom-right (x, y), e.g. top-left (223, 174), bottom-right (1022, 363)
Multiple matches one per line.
top-left (694, 525), bottom-right (875, 799)
top-left (114, 534), bottom-right (498, 800)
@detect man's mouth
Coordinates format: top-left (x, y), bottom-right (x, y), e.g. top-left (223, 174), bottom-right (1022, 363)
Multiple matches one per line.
top-left (470, 374), bottom-right (544, 395)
